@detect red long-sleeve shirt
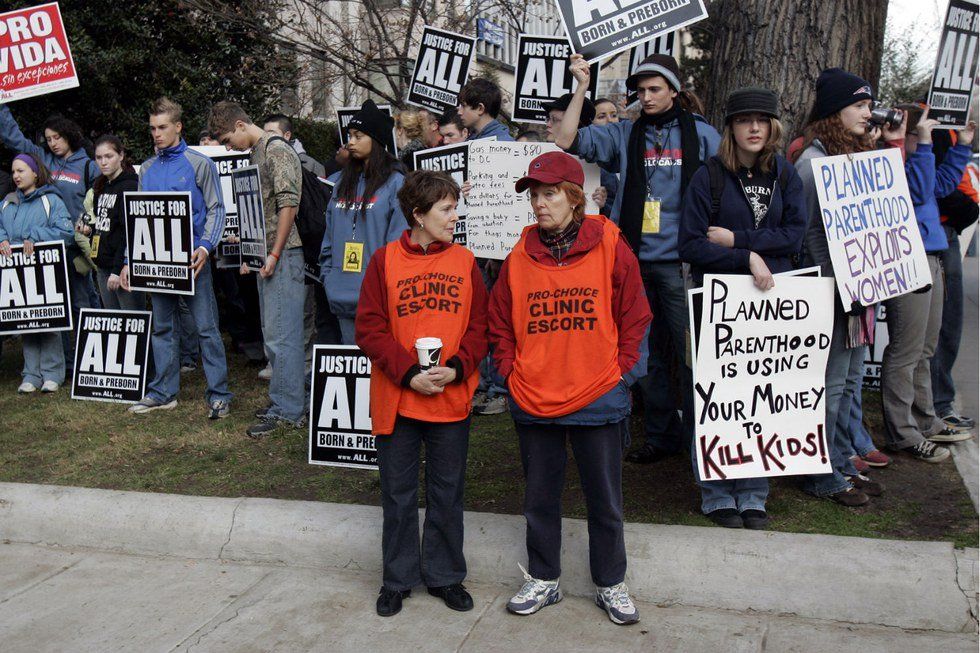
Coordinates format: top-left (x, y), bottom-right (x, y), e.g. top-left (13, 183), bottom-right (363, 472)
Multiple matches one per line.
top-left (355, 230), bottom-right (489, 386)
top-left (489, 217), bottom-right (651, 381)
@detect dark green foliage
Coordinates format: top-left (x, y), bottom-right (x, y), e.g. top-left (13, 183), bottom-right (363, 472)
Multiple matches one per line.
top-left (4, 0), bottom-right (293, 160)
top-left (292, 118), bottom-right (339, 164)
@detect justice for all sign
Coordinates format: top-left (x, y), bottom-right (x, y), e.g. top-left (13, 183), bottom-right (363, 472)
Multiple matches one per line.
top-left (337, 105), bottom-right (398, 155)
top-left (124, 191), bottom-right (194, 295)
top-left (554, 0), bottom-right (707, 63)
top-left (308, 345), bottom-right (377, 470)
top-left (413, 142), bottom-right (469, 245)
top-left (407, 26), bottom-right (476, 114)
top-left (0, 240), bottom-right (70, 335)
top-left (230, 165), bottom-right (266, 271)
top-left (191, 146), bottom-right (251, 268)
top-left (513, 35), bottom-right (600, 124)
top-left (0, 2), bottom-right (78, 103)
top-left (693, 274), bottom-right (834, 481)
top-left (928, 0), bottom-right (979, 128)
top-left (810, 148), bottom-right (929, 310)
top-left (71, 308), bottom-right (151, 404)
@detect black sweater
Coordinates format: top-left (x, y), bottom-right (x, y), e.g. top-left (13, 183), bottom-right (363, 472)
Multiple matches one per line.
top-left (91, 170), bottom-right (138, 274)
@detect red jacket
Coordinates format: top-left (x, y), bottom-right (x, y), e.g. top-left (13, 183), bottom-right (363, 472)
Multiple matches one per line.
top-left (489, 217), bottom-right (651, 381)
top-left (356, 231), bottom-right (489, 386)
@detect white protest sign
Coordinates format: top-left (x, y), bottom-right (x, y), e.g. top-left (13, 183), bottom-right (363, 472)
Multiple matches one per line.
top-left (0, 2), bottom-right (78, 103)
top-left (810, 147), bottom-right (929, 310)
top-left (407, 26), bottom-right (475, 114)
top-left (693, 274), bottom-right (834, 481)
top-left (928, 0), bottom-right (979, 128)
top-left (465, 141), bottom-right (603, 260)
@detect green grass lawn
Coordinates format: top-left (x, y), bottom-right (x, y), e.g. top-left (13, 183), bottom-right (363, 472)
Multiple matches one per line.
top-left (0, 336), bottom-right (975, 548)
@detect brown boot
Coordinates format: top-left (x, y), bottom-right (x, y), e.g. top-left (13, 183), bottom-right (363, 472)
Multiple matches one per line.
top-left (829, 487), bottom-right (869, 507)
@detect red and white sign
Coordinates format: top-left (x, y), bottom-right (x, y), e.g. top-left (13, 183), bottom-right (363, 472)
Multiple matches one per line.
top-left (0, 3), bottom-right (78, 104)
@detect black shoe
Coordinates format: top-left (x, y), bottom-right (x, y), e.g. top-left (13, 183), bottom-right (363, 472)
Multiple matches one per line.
top-left (428, 583), bottom-right (473, 612)
top-left (246, 418), bottom-right (282, 439)
top-left (376, 587), bottom-right (410, 617)
top-left (254, 403), bottom-right (273, 419)
top-left (740, 510), bottom-right (770, 530)
top-left (625, 443), bottom-right (674, 464)
top-left (705, 508), bottom-right (742, 528)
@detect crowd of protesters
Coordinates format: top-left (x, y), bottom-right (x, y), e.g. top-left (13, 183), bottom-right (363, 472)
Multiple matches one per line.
top-left (0, 51), bottom-right (977, 625)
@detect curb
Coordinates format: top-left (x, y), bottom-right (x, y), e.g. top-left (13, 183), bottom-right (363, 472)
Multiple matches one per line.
top-left (1, 482), bottom-right (976, 633)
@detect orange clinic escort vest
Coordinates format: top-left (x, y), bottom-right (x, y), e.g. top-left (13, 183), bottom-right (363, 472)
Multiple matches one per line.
top-left (507, 215), bottom-right (622, 418)
top-left (371, 240), bottom-right (478, 435)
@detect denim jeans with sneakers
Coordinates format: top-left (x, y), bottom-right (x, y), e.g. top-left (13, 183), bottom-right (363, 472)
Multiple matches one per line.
top-left (145, 263), bottom-right (231, 405)
top-left (375, 416), bottom-right (469, 591)
top-left (801, 306), bottom-right (856, 497)
top-left (257, 248), bottom-right (308, 423)
top-left (691, 445), bottom-right (769, 514)
top-left (22, 332), bottom-right (65, 386)
top-left (931, 226), bottom-right (963, 417)
top-left (517, 420), bottom-right (627, 588)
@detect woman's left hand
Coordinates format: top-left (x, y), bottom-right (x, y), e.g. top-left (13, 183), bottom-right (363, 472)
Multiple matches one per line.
top-left (706, 226), bottom-right (735, 248)
top-left (426, 366), bottom-right (457, 387)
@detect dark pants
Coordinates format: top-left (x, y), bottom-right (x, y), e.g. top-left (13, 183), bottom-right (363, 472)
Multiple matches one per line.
top-left (931, 226), bottom-right (962, 416)
top-left (636, 262), bottom-right (693, 453)
top-left (375, 416), bottom-right (470, 591)
top-left (213, 263), bottom-right (263, 354)
top-left (517, 420), bottom-right (627, 588)
top-left (313, 284), bottom-right (342, 345)
top-left (62, 267), bottom-right (98, 372)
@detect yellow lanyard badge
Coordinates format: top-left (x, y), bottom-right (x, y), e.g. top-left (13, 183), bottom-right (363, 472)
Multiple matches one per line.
top-left (642, 197), bottom-right (662, 234)
top-left (90, 234), bottom-right (100, 259)
top-left (342, 241), bottom-right (364, 273)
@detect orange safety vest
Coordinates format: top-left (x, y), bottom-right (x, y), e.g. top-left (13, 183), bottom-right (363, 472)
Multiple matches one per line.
top-left (370, 240), bottom-right (478, 435)
top-left (507, 215), bottom-right (622, 418)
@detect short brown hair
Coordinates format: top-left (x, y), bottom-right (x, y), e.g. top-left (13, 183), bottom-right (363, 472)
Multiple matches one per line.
top-left (150, 96), bottom-right (183, 123)
top-left (558, 181), bottom-right (586, 223)
top-left (718, 117), bottom-right (785, 174)
top-left (208, 101), bottom-right (252, 136)
top-left (397, 170), bottom-right (460, 226)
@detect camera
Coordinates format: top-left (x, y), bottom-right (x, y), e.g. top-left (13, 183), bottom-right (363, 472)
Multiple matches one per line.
top-left (868, 104), bottom-right (903, 129)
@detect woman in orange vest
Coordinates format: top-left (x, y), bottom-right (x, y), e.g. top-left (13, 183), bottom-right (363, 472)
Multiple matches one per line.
top-left (356, 170), bottom-right (488, 618)
top-left (489, 152), bottom-right (652, 625)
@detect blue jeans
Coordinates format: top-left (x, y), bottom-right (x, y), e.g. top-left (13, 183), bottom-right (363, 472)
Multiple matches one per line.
top-left (63, 267), bottom-right (97, 372)
top-left (832, 344), bottom-right (866, 477)
top-left (636, 262), bottom-right (692, 453)
top-left (478, 260), bottom-right (507, 399)
top-left (257, 249), bottom-right (308, 423)
top-left (145, 263), bottom-right (231, 405)
top-left (22, 332), bottom-right (65, 386)
top-left (801, 305), bottom-right (856, 497)
top-left (691, 442), bottom-right (770, 513)
top-left (931, 226), bottom-right (962, 416)
top-left (338, 317), bottom-right (356, 345)
top-left (178, 298), bottom-right (199, 366)
top-left (842, 383), bottom-right (876, 459)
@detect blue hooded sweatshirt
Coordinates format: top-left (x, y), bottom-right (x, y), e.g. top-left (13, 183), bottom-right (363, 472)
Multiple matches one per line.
top-left (906, 142), bottom-right (972, 253)
top-left (0, 105), bottom-right (98, 223)
top-left (467, 119), bottom-right (514, 142)
top-left (138, 139), bottom-right (226, 252)
top-left (0, 185), bottom-right (73, 246)
top-left (571, 115), bottom-right (720, 263)
top-left (678, 155), bottom-right (807, 283)
top-left (319, 171), bottom-right (406, 318)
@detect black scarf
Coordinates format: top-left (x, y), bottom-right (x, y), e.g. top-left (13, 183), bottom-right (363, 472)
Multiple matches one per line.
top-left (619, 105), bottom-right (703, 255)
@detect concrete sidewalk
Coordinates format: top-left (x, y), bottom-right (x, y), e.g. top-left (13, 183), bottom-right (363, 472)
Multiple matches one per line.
top-left (951, 256), bottom-right (979, 510)
top-left (0, 482), bottom-right (977, 652)
top-left (0, 542), bottom-right (976, 653)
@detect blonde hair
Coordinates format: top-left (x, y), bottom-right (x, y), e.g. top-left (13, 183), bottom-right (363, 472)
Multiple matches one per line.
top-left (395, 110), bottom-right (425, 141)
top-left (150, 96), bottom-right (183, 123)
top-left (718, 117), bottom-right (784, 173)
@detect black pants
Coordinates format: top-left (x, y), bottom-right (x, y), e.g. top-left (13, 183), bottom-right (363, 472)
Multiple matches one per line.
top-left (517, 420), bottom-right (627, 587)
top-left (375, 416), bottom-right (470, 591)
top-left (313, 284), bottom-right (341, 345)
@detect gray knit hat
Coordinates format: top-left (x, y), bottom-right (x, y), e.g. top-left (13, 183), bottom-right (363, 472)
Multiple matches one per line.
top-left (626, 54), bottom-right (681, 92)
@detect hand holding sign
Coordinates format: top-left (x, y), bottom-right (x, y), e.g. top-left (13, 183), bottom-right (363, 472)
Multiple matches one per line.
top-left (119, 264), bottom-right (130, 291)
top-left (191, 246), bottom-right (209, 278)
top-left (0, 240), bottom-right (11, 257)
top-left (959, 120), bottom-right (977, 146)
top-left (748, 252), bottom-right (775, 291)
top-left (569, 54), bottom-right (591, 86)
top-left (259, 254), bottom-right (277, 279)
top-left (22, 239), bottom-right (34, 256)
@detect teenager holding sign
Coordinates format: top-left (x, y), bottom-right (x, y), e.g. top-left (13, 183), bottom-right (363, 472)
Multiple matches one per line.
top-left (553, 53), bottom-right (720, 466)
top-left (122, 97), bottom-right (231, 419)
top-left (356, 171), bottom-right (488, 617)
top-left (0, 154), bottom-right (73, 393)
top-left (489, 152), bottom-right (651, 624)
top-left (678, 88), bottom-right (807, 528)
top-left (319, 100), bottom-right (406, 344)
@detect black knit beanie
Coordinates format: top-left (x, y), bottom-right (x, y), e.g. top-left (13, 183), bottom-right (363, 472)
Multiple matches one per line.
top-left (725, 87), bottom-right (780, 122)
top-left (348, 100), bottom-right (394, 147)
top-left (812, 68), bottom-right (874, 121)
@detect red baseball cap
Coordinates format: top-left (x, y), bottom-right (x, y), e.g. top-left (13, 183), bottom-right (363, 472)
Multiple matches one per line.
top-left (515, 151), bottom-right (585, 192)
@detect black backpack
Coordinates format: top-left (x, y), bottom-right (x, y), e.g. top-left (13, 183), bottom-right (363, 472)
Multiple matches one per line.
top-left (266, 136), bottom-right (330, 283)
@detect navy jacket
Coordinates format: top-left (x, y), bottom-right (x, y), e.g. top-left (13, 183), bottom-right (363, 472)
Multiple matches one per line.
top-left (679, 155), bottom-right (806, 283)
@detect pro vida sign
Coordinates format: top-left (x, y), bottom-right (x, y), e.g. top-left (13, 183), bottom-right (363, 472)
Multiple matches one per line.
top-left (0, 2), bottom-right (78, 103)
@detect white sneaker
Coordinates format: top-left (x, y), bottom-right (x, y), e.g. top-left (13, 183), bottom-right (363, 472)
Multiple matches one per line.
top-left (506, 564), bottom-right (562, 615)
top-left (595, 582), bottom-right (640, 625)
top-left (257, 363), bottom-right (272, 381)
top-left (40, 380), bottom-right (59, 393)
top-left (17, 382), bottom-right (37, 394)
top-left (128, 396), bottom-right (178, 414)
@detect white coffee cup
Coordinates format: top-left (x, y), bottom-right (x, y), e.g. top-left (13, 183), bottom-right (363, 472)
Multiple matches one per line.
top-left (415, 337), bottom-right (443, 371)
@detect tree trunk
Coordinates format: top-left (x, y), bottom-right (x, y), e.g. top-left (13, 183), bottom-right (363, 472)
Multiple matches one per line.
top-left (703, 0), bottom-right (888, 139)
